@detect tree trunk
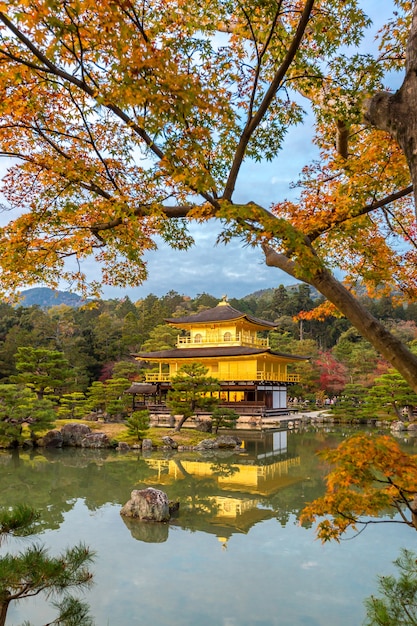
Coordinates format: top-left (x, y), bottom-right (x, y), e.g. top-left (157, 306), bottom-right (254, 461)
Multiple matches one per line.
top-left (309, 269), bottom-right (417, 394)
top-left (392, 401), bottom-right (403, 421)
top-left (411, 494), bottom-right (417, 531)
top-left (364, 2), bottom-right (417, 214)
top-left (0, 595), bottom-right (10, 626)
top-left (264, 248), bottom-right (417, 393)
top-left (174, 414), bottom-right (189, 432)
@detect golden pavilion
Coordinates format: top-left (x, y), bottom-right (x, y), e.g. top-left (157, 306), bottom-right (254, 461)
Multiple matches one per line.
top-left (133, 298), bottom-right (308, 416)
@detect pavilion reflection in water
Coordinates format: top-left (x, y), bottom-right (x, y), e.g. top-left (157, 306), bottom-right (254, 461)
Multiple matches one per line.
top-left (137, 429), bottom-right (302, 544)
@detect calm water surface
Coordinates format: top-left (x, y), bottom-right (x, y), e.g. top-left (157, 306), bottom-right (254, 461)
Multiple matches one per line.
top-left (2, 426), bottom-right (417, 626)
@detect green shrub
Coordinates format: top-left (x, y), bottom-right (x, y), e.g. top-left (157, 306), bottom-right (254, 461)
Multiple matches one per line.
top-left (126, 410), bottom-right (150, 441)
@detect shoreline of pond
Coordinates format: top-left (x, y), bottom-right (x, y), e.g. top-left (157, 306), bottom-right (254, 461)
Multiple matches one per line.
top-left (1, 408), bottom-right (414, 453)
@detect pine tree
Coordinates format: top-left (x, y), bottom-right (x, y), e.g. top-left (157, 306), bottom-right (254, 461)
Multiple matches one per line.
top-left (364, 549), bottom-right (417, 626)
top-left (367, 370), bottom-right (417, 421)
top-left (211, 407), bottom-right (239, 434)
top-left (126, 410), bottom-right (150, 442)
top-left (12, 347), bottom-right (72, 399)
top-left (0, 384), bottom-right (56, 447)
top-left (85, 378), bottom-right (130, 419)
top-left (166, 363), bottom-right (220, 432)
top-left (57, 392), bottom-right (88, 420)
top-left (0, 505), bottom-right (95, 626)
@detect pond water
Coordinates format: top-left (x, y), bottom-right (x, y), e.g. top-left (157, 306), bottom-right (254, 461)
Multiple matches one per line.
top-left (2, 426), bottom-right (417, 626)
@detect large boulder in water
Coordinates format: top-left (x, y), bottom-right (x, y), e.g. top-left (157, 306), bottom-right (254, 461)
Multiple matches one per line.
top-left (120, 488), bottom-right (170, 522)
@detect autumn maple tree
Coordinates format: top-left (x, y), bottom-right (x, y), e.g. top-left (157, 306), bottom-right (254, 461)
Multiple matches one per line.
top-left (314, 350), bottom-right (348, 395)
top-left (1, 1), bottom-right (417, 387)
top-left (300, 434), bottom-right (417, 543)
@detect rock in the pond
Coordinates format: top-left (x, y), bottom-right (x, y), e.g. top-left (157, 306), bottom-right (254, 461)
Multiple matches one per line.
top-left (120, 488), bottom-right (170, 522)
top-left (195, 439), bottom-right (219, 451)
top-left (116, 442), bottom-right (130, 451)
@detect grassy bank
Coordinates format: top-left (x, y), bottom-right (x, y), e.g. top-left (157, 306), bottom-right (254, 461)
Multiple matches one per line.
top-left (55, 419), bottom-right (214, 448)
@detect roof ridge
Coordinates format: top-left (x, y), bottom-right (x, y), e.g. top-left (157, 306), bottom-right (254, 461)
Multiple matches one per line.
top-left (165, 302), bottom-right (276, 328)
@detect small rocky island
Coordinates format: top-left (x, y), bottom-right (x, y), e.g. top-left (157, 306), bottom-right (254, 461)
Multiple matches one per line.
top-left (120, 488), bottom-right (179, 522)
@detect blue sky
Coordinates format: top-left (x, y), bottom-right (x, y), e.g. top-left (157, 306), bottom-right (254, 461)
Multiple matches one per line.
top-left (100, 120), bottom-right (314, 301)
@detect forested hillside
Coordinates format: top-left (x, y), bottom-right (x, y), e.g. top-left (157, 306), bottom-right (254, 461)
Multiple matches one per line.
top-left (1, 285), bottom-right (417, 403)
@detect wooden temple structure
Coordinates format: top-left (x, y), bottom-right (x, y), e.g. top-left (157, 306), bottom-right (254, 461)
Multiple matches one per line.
top-left (131, 298), bottom-right (308, 417)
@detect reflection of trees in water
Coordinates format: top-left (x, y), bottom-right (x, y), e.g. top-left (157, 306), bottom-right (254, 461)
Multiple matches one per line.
top-left (209, 462), bottom-right (240, 479)
top-left (0, 449), bottom-right (156, 531)
top-left (169, 458), bottom-right (220, 529)
top-left (267, 480), bottom-right (322, 528)
top-left (0, 450), bottom-right (233, 534)
top-left (0, 434), bottom-right (353, 538)
top-left (0, 447), bottom-right (314, 536)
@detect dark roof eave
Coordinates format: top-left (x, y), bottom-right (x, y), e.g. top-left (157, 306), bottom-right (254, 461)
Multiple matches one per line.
top-left (125, 383), bottom-right (158, 394)
top-left (133, 347), bottom-right (309, 361)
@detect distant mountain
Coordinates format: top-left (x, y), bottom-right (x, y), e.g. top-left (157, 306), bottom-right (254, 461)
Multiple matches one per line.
top-left (19, 287), bottom-right (86, 308)
top-left (16, 283), bottom-right (322, 309)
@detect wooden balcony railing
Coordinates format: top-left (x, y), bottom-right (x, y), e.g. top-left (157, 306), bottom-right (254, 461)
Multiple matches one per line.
top-left (145, 373), bottom-right (170, 382)
top-left (176, 334), bottom-right (269, 348)
top-left (256, 372), bottom-right (300, 383)
top-left (144, 372), bottom-right (300, 383)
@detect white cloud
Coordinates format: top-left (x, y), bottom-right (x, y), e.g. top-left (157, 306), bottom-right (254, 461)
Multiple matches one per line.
top-left (100, 226), bottom-right (296, 300)
top-left (301, 561), bottom-right (318, 570)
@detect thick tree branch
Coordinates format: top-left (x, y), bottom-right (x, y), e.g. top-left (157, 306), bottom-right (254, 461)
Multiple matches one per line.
top-left (335, 120), bottom-right (349, 159)
top-left (245, 3), bottom-right (283, 120)
top-left (263, 243), bottom-right (417, 392)
top-left (222, 0), bottom-right (315, 200)
top-left (90, 204), bottom-right (197, 233)
top-left (406, 1), bottom-right (417, 73)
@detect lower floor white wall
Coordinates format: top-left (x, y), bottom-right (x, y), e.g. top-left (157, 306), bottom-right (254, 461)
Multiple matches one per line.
top-left (257, 385), bottom-right (287, 408)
